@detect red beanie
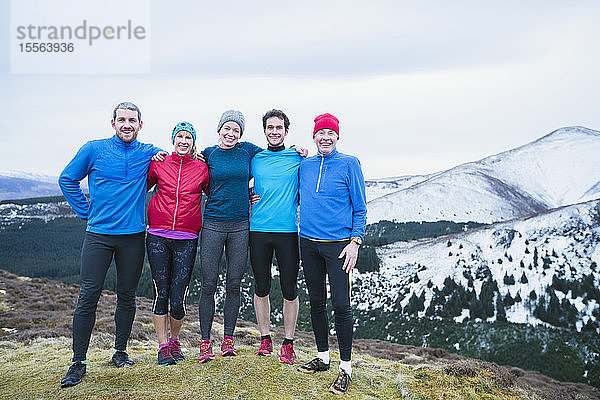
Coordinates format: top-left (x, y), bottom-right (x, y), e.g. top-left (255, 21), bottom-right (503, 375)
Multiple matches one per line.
top-left (313, 113), bottom-right (339, 137)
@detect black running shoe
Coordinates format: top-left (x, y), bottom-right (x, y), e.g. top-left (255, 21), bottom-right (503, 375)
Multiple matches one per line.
top-left (60, 361), bottom-right (86, 388)
top-left (158, 346), bottom-right (176, 366)
top-left (329, 370), bottom-right (351, 395)
top-left (297, 357), bottom-right (330, 374)
top-left (112, 350), bottom-right (135, 368)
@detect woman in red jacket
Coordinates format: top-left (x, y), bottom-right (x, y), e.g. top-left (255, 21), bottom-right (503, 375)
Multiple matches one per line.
top-left (146, 121), bottom-right (209, 366)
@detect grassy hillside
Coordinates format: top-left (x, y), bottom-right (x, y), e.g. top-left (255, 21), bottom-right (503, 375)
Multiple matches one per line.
top-left (0, 337), bottom-right (531, 400)
top-left (1, 270), bottom-right (599, 400)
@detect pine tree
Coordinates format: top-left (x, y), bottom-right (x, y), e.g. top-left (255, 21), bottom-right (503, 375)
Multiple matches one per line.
top-left (480, 279), bottom-right (497, 318)
top-left (514, 291), bottom-right (522, 303)
top-left (520, 272), bottom-right (528, 284)
top-left (496, 296), bottom-right (507, 322)
top-left (503, 273), bottom-right (515, 285)
top-left (504, 292), bottom-right (514, 307)
top-left (529, 290), bottom-right (537, 301)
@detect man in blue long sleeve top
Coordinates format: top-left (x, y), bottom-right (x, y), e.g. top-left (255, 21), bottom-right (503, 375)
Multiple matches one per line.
top-left (296, 113), bottom-right (367, 395)
top-left (250, 109), bottom-right (303, 365)
top-left (58, 102), bottom-right (163, 388)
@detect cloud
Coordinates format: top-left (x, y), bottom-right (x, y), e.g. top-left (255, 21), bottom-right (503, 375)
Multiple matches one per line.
top-left (1, 1), bottom-right (600, 179)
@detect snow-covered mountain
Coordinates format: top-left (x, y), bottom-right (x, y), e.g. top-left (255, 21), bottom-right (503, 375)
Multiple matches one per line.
top-left (355, 198), bottom-right (600, 331)
top-left (0, 171), bottom-right (61, 201)
top-left (0, 170), bottom-right (89, 201)
top-left (366, 126), bottom-right (600, 224)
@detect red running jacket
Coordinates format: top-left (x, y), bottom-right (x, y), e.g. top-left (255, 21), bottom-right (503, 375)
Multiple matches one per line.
top-left (147, 153), bottom-right (209, 234)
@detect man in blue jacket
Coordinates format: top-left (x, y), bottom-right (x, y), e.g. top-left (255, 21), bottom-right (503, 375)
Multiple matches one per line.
top-left (58, 102), bottom-right (163, 388)
top-left (296, 113), bottom-right (367, 395)
top-left (250, 109), bottom-right (303, 365)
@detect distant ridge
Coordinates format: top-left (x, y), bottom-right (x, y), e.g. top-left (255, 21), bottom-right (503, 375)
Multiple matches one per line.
top-left (367, 126), bottom-right (600, 224)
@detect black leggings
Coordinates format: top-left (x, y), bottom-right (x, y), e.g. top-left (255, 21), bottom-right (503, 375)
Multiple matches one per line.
top-left (249, 231), bottom-right (299, 300)
top-left (300, 238), bottom-right (353, 361)
top-left (72, 232), bottom-right (145, 362)
top-left (146, 233), bottom-right (197, 320)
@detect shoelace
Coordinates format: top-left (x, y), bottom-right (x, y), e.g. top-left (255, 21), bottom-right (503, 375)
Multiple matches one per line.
top-left (159, 346), bottom-right (171, 358)
top-left (169, 341), bottom-right (182, 357)
top-left (334, 372), bottom-right (350, 388)
top-left (281, 344), bottom-right (295, 358)
top-left (309, 358), bottom-right (322, 368)
top-left (259, 339), bottom-right (271, 350)
top-left (222, 338), bottom-right (234, 349)
top-left (68, 362), bottom-right (83, 374)
top-left (200, 342), bottom-right (212, 354)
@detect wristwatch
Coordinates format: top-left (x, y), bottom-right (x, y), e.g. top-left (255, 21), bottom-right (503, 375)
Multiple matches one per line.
top-left (350, 237), bottom-right (363, 245)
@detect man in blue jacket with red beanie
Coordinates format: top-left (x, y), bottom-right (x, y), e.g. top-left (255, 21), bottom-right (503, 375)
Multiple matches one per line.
top-left (296, 113), bottom-right (367, 395)
top-left (58, 102), bottom-right (164, 388)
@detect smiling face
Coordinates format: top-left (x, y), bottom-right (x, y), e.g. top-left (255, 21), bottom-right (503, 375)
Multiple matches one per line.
top-left (112, 108), bottom-right (142, 143)
top-left (314, 128), bottom-right (338, 155)
top-left (264, 116), bottom-right (288, 147)
top-left (218, 121), bottom-right (241, 149)
top-left (173, 130), bottom-right (194, 156)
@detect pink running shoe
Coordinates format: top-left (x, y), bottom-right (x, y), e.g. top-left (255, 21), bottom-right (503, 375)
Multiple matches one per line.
top-left (220, 336), bottom-right (238, 356)
top-left (169, 338), bottom-right (184, 361)
top-left (279, 343), bottom-right (296, 365)
top-left (255, 338), bottom-right (273, 356)
top-left (198, 341), bottom-right (214, 364)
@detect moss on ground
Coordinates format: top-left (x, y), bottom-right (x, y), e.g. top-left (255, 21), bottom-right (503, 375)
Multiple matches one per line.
top-left (0, 337), bottom-right (529, 400)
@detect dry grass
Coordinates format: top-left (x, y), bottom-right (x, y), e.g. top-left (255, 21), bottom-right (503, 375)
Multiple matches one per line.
top-left (1, 270), bottom-right (597, 400)
top-left (0, 336), bottom-right (533, 400)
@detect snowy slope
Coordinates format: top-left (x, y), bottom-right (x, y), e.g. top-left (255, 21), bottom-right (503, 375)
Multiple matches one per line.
top-left (355, 198), bottom-right (600, 331)
top-left (367, 126), bottom-right (600, 224)
top-left (0, 171), bottom-right (88, 201)
top-left (0, 171), bottom-right (61, 201)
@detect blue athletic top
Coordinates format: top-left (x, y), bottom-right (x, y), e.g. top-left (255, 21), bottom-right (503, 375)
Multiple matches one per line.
top-left (58, 134), bottom-right (161, 235)
top-left (250, 147), bottom-right (302, 233)
top-left (299, 148), bottom-right (367, 241)
top-left (202, 142), bottom-right (263, 222)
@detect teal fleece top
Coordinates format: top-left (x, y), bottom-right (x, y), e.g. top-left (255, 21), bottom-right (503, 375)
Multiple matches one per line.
top-left (202, 142), bottom-right (262, 222)
top-left (299, 148), bottom-right (367, 241)
top-left (58, 134), bottom-right (161, 234)
top-left (250, 147), bottom-right (302, 233)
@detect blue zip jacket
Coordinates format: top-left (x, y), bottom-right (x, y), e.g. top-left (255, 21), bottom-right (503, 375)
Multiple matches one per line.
top-left (58, 134), bottom-right (160, 234)
top-left (250, 147), bottom-right (302, 233)
top-left (299, 148), bottom-right (367, 241)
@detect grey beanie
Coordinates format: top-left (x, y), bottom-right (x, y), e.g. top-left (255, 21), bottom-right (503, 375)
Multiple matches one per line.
top-left (217, 110), bottom-right (245, 136)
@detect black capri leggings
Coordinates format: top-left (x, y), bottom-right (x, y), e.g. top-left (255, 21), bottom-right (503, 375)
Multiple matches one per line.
top-left (146, 233), bottom-right (197, 320)
top-left (249, 231), bottom-right (299, 300)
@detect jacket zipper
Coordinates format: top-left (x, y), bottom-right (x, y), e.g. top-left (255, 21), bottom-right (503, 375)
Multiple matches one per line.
top-left (172, 159), bottom-right (183, 230)
top-left (125, 146), bottom-right (129, 179)
top-left (316, 154), bottom-right (324, 193)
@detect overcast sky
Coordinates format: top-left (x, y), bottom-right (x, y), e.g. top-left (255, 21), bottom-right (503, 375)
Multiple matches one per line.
top-left (1, 1), bottom-right (600, 179)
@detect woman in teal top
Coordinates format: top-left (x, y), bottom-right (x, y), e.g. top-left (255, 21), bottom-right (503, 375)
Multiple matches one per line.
top-left (197, 110), bottom-right (262, 362)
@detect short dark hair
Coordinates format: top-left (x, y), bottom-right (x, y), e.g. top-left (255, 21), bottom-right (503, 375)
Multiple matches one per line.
top-left (262, 109), bottom-right (290, 132)
top-left (113, 102), bottom-right (141, 121)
